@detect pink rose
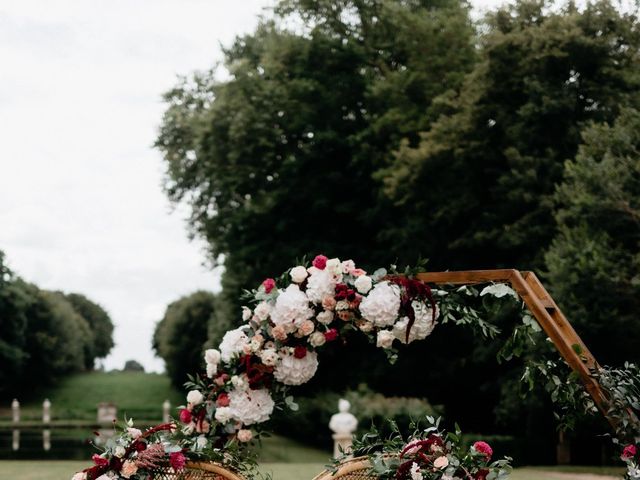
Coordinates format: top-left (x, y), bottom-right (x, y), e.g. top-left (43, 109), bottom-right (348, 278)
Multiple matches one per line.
top-left (272, 324), bottom-right (288, 341)
top-left (312, 255), bottom-right (328, 270)
top-left (473, 441), bottom-right (493, 460)
top-left (433, 456), bottom-right (449, 469)
top-left (322, 296), bottom-right (337, 311)
top-left (170, 452), bottom-right (186, 471)
top-left (298, 320), bottom-right (315, 336)
top-left (120, 460), bottom-right (138, 478)
top-left (214, 373), bottom-right (229, 386)
top-left (237, 429), bottom-right (253, 442)
top-left (196, 420), bottom-right (210, 434)
top-left (350, 268), bottom-right (366, 277)
top-left (262, 278), bottom-right (276, 293)
top-left (179, 408), bottom-right (192, 424)
top-left (622, 444), bottom-right (637, 459)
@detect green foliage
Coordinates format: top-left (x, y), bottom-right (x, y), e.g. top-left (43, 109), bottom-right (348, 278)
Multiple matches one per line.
top-left (65, 293), bottom-right (115, 369)
top-left (123, 359), bottom-right (145, 372)
top-left (382, 0), bottom-right (640, 271)
top-left (153, 291), bottom-right (218, 388)
top-left (546, 108), bottom-right (640, 365)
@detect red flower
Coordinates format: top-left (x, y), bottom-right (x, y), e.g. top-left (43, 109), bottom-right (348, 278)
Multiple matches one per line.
top-left (216, 393), bottom-right (230, 407)
top-left (262, 278), bottom-right (276, 293)
top-left (170, 451), bottom-right (186, 471)
top-left (312, 255), bottom-right (328, 270)
top-left (92, 454), bottom-right (109, 466)
top-left (324, 329), bottom-right (338, 342)
top-left (473, 441), bottom-right (493, 460)
top-left (622, 444), bottom-right (637, 459)
top-left (475, 468), bottom-right (490, 480)
top-left (179, 408), bottom-right (192, 424)
top-left (133, 440), bottom-right (147, 452)
top-left (294, 345), bottom-right (308, 358)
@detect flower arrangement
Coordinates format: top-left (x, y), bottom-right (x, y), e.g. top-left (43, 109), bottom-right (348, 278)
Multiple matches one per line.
top-left (348, 417), bottom-right (512, 480)
top-left (622, 444), bottom-right (640, 479)
top-left (72, 421), bottom-right (186, 480)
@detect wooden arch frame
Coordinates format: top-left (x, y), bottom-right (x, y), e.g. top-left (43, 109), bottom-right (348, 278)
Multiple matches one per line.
top-left (415, 269), bottom-right (610, 423)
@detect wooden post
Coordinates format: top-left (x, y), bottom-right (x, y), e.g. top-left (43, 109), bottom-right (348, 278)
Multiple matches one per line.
top-left (43, 399), bottom-right (51, 424)
top-left (11, 399), bottom-right (20, 423)
top-left (415, 270), bottom-right (611, 425)
top-left (163, 400), bottom-right (171, 423)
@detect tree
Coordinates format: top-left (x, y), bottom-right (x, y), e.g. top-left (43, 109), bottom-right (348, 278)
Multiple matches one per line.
top-left (123, 359), bottom-right (145, 372)
top-left (381, 0), bottom-right (640, 271)
top-left (153, 291), bottom-right (218, 388)
top-left (546, 108), bottom-right (640, 365)
top-left (65, 293), bottom-right (115, 369)
top-left (156, 0), bottom-right (477, 320)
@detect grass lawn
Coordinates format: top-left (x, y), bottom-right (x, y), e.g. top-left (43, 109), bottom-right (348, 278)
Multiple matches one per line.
top-left (0, 461), bottom-right (624, 480)
top-left (0, 371), bottom-right (185, 423)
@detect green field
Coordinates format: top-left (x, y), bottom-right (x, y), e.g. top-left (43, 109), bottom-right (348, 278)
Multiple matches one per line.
top-left (0, 462), bottom-right (623, 480)
top-left (0, 372), bottom-right (185, 423)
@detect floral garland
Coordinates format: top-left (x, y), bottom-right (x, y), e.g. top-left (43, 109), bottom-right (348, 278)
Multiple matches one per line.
top-left (72, 421), bottom-right (186, 480)
top-left (347, 416), bottom-right (512, 480)
top-left (73, 255), bottom-right (522, 479)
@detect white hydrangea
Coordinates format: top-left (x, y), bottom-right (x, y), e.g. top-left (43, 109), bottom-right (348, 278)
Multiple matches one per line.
top-left (219, 327), bottom-right (249, 362)
top-left (305, 267), bottom-right (337, 304)
top-left (273, 351), bottom-right (319, 385)
top-left (228, 388), bottom-right (275, 425)
top-left (270, 284), bottom-right (313, 328)
top-left (359, 281), bottom-right (401, 327)
top-left (206, 363), bottom-right (217, 378)
top-left (392, 301), bottom-right (438, 344)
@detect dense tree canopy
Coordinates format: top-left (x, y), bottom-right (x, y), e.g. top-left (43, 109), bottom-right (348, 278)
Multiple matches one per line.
top-left (0, 250), bottom-right (115, 398)
top-left (153, 291), bottom-right (218, 388)
top-left (156, 0), bottom-right (640, 455)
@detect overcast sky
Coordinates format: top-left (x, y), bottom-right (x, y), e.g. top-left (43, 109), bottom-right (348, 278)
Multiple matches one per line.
top-left (0, 0), bottom-right (508, 373)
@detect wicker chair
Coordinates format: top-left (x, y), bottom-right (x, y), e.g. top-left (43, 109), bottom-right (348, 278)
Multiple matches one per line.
top-left (312, 456), bottom-right (380, 480)
top-left (150, 462), bottom-right (246, 480)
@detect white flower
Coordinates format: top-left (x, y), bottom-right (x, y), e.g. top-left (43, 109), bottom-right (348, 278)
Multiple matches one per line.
top-left (354, 275), bottom-right (373, 294)
top-left (358, 321), bottom-right (374, 333)
top-left (195, 435), bottom-right (208, 450)
top-left (410, 462), bottom-right (423, 480)
top-left (274, 351), bottom-right (319, 385)
top-left (480, 283), bottom-right (518, 299)
top-left (270, 284), bottom-right (314, 328)
top-left (183, 422), bottom-right (196, 434)
top-left (242, 307), bottom-right (252, 321)
top-left (219, 327), bottom-right (249, 362)
top-left (317, 310), bottom-right (334, 325)
top-left (376, 330), bottom-right (395, 349)
top-left (204, 348), bottom-right (221, 365)
top-left (187, 390), bottom-right (204, 405)
top-left (114, 445), bottom-right (126, 458)
top-left (206, 363), bottom-right (217, 378)
top-left (309, 331), bottom-right (326, 347)
top-left (126, 427), bottom-right (142, 439)
top-left (237, 429), bottom-right (253, 442)
top-left (95, 475), bottom-right (112, 480)
top-left (254, 301), bottom-right (272, 321)
top-left (392, 302), bottom-right (438, 344)
top-left (305, 268), bottom-right (337, 304)
top-left (259, 348), bottom-right (279, 367)
top-left (72, 472), bottom-right (87, 480)
top-left (341, 259), bottom-right (356, 274)
top-left (231, 374), bottom-right (248, 391)
top-left (325, 258), bottom-right (342, 276)
top-left (359, 281), bottom-right (401, 327)
top-left (228, 388), bottom-right (275, 425)
top-left (215, 406), bottom-right (233, 424)
top-left (290, 266), bottom-right (309, 283)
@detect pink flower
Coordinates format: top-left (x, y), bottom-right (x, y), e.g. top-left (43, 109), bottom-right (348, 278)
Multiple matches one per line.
top-left (272, 324), bottom-right (288, 341)
top-left (262, 278), bottom-right (276, 293)
top-left (350, 268), bottom-right (366, 277)
top-left (237, 429), bottom-right (253, 442)
top-left (294, 345), bottom-right (308, 359)
top-left (179, 408), bottom-right (192, 424)
top-left (92, 454), bottom-right (109, 466)
top-left (473, 441), bottom-right (493, 460)
top-left (312, 255), bottom-right (328, 270)
top-left (622, 444), bottom-right (637, 459)
top-left (120, 460), bottom-right (138, 478)
top-left (322, 296), bottom-right (337, 311)
top-left (170, 452), bottom-right (186, 471)
top-left (324, 329), bottom-right (338, 342)
top-left (216, 393), bottom-right (230, 407)
top-left (298, 320), bottom-right (315, 336)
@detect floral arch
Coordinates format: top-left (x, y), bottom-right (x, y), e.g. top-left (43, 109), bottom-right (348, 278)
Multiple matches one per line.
top-left (74, 256), bottom-right (624, 480)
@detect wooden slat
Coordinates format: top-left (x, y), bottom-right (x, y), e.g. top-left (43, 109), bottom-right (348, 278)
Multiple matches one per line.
top-left (415, 269), bottom-right (611, 424)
